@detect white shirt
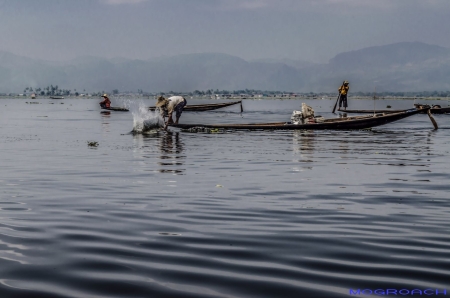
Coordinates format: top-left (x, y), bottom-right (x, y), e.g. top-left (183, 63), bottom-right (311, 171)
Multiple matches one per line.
top-left (166, 96), bottom-right (185, 113)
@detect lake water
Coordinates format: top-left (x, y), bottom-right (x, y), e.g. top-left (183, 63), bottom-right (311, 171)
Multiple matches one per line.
top-left (0, 97), bottom-right (449, 297)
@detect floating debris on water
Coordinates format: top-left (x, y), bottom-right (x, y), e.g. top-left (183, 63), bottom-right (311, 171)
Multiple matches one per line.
top-left (87, 141), bottom-right (99, 147)
top-left (181, 127), bottom-right (224, 134)
top-left (159, 232), bottom-right (181, 236)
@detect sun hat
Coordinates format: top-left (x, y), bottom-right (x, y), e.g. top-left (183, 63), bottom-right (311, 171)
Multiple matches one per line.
top-left (102, 94), bottom-right (108, 97)
top-left (155, 96), bottom-right (168, 107)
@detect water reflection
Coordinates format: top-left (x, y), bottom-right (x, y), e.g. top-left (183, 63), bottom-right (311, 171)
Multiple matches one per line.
top-left (131, 131), bottom-right (186, 174)
top-left (101, 111), bottom-right (111, 133)
top-left (158, 132), bottom-right (185, 174)
top-left (426, 130), bottom-right (437, 146)
top-left (292, 131), bottom-right (317, 173)
top-left (292, 130), bottom-right (316, 154)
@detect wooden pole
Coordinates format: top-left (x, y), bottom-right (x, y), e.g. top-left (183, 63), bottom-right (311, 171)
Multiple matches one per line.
top-left (332, 94), bottom-right (340, 113)
top-left (427, 109), bottom-right (438, 130)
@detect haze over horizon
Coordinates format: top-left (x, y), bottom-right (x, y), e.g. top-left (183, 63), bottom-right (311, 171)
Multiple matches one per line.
top-left (1, 0), bottom-right (450, 63)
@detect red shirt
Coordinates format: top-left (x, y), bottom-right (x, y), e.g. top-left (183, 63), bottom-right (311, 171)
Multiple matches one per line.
top-left (100, 97), bottom-right (111, 108)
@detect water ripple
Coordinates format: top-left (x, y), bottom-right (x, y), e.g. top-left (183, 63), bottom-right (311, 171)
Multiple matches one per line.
top-left (0, 98), bottom-right (449, 297)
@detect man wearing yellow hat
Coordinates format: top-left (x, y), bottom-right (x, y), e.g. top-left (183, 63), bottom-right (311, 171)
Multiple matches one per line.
top-left (155, 95), bottom-right (187, 130)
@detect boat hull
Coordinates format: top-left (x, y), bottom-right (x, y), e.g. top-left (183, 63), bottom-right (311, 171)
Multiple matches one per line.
top-left (148, 100), bottom-right (242, 112)
top-left (339, 105), bottom-right (450, 114)
top-left (102, 107), bottom-right (129, 112)
top-left (103, 101), bottom-right (242, 112)
top-left (170, 108), bottom-right (426, 130)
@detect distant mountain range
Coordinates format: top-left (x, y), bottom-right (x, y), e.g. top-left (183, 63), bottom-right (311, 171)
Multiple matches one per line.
top-left (1, 42), bottom-right (450, 93)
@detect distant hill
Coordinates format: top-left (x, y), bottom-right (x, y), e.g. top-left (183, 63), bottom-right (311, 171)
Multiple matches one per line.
top-left (1, 42), bottom-right (450, 93)
top-left (329, 42), bottom-right (450, 70)
top-left (324, 42), bottom-right (450, 92)
top-left (250, 58), bottom-right (318, 70)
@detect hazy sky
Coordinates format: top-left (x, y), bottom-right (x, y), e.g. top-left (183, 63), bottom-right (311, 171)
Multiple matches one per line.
top-left (0, 0), bottom-right (449, 63)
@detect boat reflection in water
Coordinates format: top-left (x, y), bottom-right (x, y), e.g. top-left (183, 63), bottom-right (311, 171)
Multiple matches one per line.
top-left (292, 130), bottom-right (317, 154)
top-left (292, 130), bottom-right (317, 173)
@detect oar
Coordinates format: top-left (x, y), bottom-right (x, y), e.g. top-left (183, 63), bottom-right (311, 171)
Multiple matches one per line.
top-left (332, 94), bottom-right (341, 113)
top-left (427, 109), bottom-right (438, 129)
top-left (240, 101), bottom-right (243, 113)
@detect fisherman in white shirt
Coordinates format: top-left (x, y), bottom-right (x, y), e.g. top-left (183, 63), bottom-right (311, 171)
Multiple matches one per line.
top-left (155, 95), bottom-right (187, 130)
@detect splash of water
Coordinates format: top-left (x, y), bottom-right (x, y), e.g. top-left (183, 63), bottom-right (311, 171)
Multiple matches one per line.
top-left (121, 98), bottom-right (164, 134)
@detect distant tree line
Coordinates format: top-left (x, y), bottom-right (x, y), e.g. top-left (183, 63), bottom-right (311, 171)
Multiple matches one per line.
top-left (23, 86), bottom-right (88, 97)
top-left (352, 91), bottom-right (450, 98)
top-left (158, 89), bottom-right (290, 97)
top-left (157, 89), bottom-right (450, 98)
top-left (19, 86), bottom-right (450, 98)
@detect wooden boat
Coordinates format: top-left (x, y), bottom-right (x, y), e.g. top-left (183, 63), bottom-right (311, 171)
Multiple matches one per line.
top-left (170, 107), bottom-right (432, 130)
top-left (148, 100), bottom-right (243, 112)
top-left (414, 104), bottom-right (450, 114)
top-left (50, 96), bottom-right (64, 99)
top-left (102, 106), bottom-right (129, 112)
top-left (102, 100), bottom-right (243, 113)
top-left (339, 104), bottom-right (450, 114)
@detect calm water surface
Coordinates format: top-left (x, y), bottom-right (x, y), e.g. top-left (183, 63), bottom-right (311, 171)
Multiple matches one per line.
top-left (0, 97), bottom-right (449, 297)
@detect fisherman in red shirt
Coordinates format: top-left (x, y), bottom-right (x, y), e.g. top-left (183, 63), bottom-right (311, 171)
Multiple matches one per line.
top-left (99, 94), bottom-right (111, 109)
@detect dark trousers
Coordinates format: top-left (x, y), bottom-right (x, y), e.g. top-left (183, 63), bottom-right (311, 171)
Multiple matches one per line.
top-left (174, 98), bottom-right (187, 119)
top-left (339, 94), bottom-right (348, 108)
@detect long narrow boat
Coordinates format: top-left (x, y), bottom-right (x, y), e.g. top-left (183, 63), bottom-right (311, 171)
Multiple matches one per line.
top-left (102, 106), bottom-right (129, 112)
top-left (102, 100), bottom-right (243, 112)
top-left (339, 104), bottom-right (450, 114)
top-left (170, 107), bottom-right (431, 130)
top-left (148, 100), bottom-right (243, 112)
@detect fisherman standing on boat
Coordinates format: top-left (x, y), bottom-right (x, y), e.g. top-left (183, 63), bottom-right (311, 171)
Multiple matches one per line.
top-left (155, 95), bottom-right (187, 130)
top-left (99, 94), bottom-right (111, 109)
top-left (338, 81), bottom-right (350, 110)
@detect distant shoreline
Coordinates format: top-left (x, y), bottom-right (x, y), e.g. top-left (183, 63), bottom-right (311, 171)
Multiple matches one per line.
top-left (1, 95), bottom-right (449, 101)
